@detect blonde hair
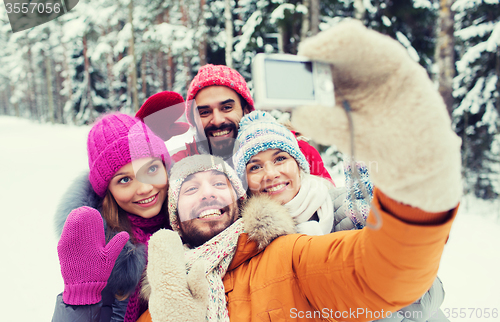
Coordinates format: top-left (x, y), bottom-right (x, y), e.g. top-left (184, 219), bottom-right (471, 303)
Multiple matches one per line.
top-left (283, 120), bottom-right (299, 135)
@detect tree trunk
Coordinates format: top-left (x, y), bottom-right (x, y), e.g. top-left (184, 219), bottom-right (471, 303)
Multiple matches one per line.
top-left (199, 0), bottom-right (207, 66)
top-left (462, 109), bottom-right (469, 194)
top-left (142, 52), bottom-right (147, 100)
top-left (301, 0), bottom-right (310, 41)
top-left (44, 50), bottom-right (55, 124)
top-left (129, 0), bottom-right (139, 112)
top-left (5, 84), bottom-right (13, 116)
top-left (157, 51), bottom-right (166, 91)
top-left (127, 68), bottom-right (132, 110)
top-left (180, 0), bottom-right (192, 89)
top-left (61, 38), bottom-right (73, 110)
top-left (153, 12), bottom-right (162, 92)
top-left (277, 26), bottom-right (285, 53)
top-left (27, 44), bottom-right (39, 121)
top-left (82, 35), bottom-right (94, 122)
top-left (163, 8), bottom-right (172, 91)
top-left (354, 0), bottom-right (366, 20)
top-left (224, 0), bottom-right (233, 67)
top-left (435, 0), bottom-right (455, 116)
top-left (14, 102), bottom-right (20, 118)
top-left (104, 27), bottom-right (115, 109)
top-left (310, 0), bottom-right (319, 35)
top-left (58, 23), bottom-right (71, 122)
top-left (55, 64), bottom-right (64, 123)
top-left (116, 52), bottom-right (126, 109)
top-left (168, 52), bottom-right (175, 90)
top-left (496, 47), bottom-right (500, 115)
top-left (1, 89), bottom-right (9, 115)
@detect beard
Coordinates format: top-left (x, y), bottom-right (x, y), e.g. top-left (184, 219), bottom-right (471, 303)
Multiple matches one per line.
top-left (179, 200), bottom-right (240, 248)
top-left (204, 122), bottom-right (238, 157)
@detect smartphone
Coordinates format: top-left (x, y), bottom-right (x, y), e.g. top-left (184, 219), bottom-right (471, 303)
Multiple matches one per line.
top-left (252, 53), bottom-right (335, 110)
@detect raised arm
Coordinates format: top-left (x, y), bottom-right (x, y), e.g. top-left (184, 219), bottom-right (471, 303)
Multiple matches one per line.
top-left (289, 19), bottom-right (460, 320)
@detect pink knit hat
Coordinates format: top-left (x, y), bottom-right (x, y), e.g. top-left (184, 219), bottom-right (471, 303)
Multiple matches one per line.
top-left (87, 113), bottom-right (171, 197)
top-left (185, 64), bottom-right (255, 125)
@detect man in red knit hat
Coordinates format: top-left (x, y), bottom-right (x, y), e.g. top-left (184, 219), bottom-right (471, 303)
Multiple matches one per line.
top-left (181, 64), bottom-right (333, 182)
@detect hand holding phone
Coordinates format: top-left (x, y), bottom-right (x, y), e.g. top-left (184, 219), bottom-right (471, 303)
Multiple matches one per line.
top-left (291, 19), bottom-right (462, 213)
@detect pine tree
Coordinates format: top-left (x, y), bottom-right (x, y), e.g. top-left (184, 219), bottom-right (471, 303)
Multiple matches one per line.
top-left (1, 0), bottom-right (499, 200)
top-left (452, 0), bottom-right (500, 199)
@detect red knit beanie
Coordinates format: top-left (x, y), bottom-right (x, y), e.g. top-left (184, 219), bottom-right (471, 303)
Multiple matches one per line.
top-left (185, 64), bottom-right (255, 125)
top-left (135, 91), bottom-right (190, 141)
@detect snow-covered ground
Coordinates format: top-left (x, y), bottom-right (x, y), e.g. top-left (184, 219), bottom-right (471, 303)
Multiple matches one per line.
top-left (1, 115), bottom-right (499, 321)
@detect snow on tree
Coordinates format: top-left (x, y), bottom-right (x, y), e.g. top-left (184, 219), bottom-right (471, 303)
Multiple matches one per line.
top-left (452, 0), bottom-right (500, 199)
top-left (0, 0), bottom-right (499, 200)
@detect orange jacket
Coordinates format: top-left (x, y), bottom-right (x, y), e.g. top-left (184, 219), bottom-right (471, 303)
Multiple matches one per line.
top-left (138, 189), bottom-right (456, 322)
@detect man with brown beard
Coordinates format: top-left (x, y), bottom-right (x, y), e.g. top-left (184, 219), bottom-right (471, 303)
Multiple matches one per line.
top-left (174, 64), bottom-right (334, 182)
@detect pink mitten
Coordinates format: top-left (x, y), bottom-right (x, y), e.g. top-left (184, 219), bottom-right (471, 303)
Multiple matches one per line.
top-left (57, 206), bottom-right (129, 305)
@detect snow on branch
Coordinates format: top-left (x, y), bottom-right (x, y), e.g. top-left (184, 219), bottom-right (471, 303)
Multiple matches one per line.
top-left (395, 31), bottom-right (420, 62)
top-left (234, 11), bottom-right (262, 61)
top-left (455, 21), bottom-right (497, 41)
top-left (456, 42), bottom-right (488, 73)
top-left (270, 3), bottom-right (296, 24)
top-left (486, 21), bottom-right (500, 51)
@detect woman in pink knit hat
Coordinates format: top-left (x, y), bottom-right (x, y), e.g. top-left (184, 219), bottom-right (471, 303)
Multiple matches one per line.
top-left (52, 113), bottom-right (172, 322)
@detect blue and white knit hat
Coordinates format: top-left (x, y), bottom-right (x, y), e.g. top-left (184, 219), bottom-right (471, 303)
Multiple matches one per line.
top-left (233, 111), bottom-right (310, 179)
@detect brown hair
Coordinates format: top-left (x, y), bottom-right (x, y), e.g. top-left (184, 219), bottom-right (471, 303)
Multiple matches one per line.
top-left (283, 121), bottom-right (301, 136)
top-left (101, 188), bottom-right (169, 244)
top-left (237, 93), bottom-right (250, 114)
top-left (102, 190), bottom-right (135, 243)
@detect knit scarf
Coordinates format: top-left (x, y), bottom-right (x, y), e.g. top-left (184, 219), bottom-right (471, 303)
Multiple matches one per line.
top-left (184, 219), bottom-right (244, 322)
top-left (285, 174), bottom-right (334, 235)
top-left (124, 213), bottom-right (167, 322)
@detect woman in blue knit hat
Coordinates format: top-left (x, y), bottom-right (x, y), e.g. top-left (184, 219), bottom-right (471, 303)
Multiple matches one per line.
top-left (233, 110), bottom-right (363, 234)
top-left (232, 110), bottom-right (448, 322)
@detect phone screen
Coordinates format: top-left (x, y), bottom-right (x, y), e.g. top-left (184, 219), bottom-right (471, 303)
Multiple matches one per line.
top-left (264, 60), bottom-right (315, 100)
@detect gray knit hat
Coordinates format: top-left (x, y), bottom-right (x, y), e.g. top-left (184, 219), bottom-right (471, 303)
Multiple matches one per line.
top-left (168, 155), bottom-right (247, 232)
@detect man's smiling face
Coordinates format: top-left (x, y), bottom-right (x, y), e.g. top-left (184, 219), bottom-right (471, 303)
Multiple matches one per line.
top-left (177, 170), bottom-right (240, 247)
top-left (194, 86), bottom-right (250, 156)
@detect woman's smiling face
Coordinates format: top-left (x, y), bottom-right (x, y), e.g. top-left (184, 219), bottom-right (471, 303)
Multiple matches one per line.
top-left (246, 149), bottom-right (301, 205)
top-left (107, 157), bottom-right (168, 218)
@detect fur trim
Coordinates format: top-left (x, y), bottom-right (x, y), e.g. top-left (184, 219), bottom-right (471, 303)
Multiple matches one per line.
top-left (241, 194), bottom-right (296, 250)
top-left (107, 239), bottom-right (147, 297)
top-left (54, 171), bottom-right (102, 237)
top-left (140, 272), bottom-right (151, 301)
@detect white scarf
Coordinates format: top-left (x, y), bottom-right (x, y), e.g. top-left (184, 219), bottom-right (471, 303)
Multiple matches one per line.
top-left (285, 174), bottom-right (334, 235)
top-left (184, 219), bottom-right (244, 322)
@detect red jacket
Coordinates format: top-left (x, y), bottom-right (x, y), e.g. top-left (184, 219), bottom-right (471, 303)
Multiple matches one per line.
top-left (296, 137), bottom-right (333, 184)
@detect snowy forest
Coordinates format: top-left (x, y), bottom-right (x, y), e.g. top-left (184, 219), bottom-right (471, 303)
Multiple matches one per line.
top-left (0, 0), bottom-right (499, 199)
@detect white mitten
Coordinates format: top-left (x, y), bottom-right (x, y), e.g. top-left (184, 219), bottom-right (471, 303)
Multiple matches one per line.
top-left (146, 229), bottom-right (208, 322)
top-left (292, 19), bottom-right (462, 212)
